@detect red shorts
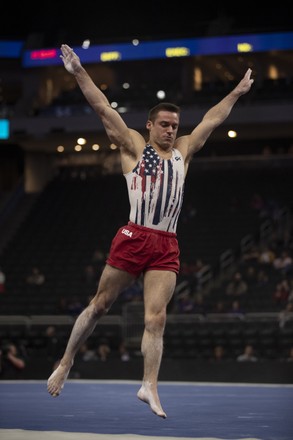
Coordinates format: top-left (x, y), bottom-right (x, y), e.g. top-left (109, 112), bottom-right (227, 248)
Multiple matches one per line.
top-left (106, 221), bottom-right (180, 277)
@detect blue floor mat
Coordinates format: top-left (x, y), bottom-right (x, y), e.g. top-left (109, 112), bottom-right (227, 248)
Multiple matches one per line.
top-left (0, 380), bottom-right (292, 440)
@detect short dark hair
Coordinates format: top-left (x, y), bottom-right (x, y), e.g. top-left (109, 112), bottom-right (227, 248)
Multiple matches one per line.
top-left (148, 102), bottom-right (180, 122)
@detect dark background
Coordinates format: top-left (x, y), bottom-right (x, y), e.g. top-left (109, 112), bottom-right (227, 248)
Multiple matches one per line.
top-left (3, 3), bottom-right (293, 45)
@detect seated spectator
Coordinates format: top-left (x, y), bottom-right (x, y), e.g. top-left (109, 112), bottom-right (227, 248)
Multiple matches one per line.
top-left (278, 302), bottom-right (293, 329)
top-left (273, 250), bottom-right (293, 275)
top-left (0, 342), bottom-right (27, 379)
top-left (273, 278), bottom-right (291, 307)
top-left (258, 245), bottom-right (275, 265)
top-left (262, 145), bottom-right (272, 157)
top-left (256, 269), bottom-right (269, 286)
top-left (210, 345), bottom-right (226, 362)
top-left (237, 344), bottom-right (258, 362)
top-left (225, 272), bottom-right (248, 296)
top-left (243, 265), bottom-right (258, 287)
top-left (119, 340), bottom-right (130, 362)
top-left (44, 325), bottom-right (62, 362)
top-left (77, 342), bottom-right (99, 362)
top-left (97, 338), bottom-right (111, 361)
top-left (26, 266), bottom-right (45, 286)
top-left (212, 300), bottom-right (227, 314)
top-left (228, 300), bottom-right (245, 318)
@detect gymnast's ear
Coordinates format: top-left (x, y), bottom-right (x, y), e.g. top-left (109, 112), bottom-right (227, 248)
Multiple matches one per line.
top-left (146, 120), bottom-right (152, 130)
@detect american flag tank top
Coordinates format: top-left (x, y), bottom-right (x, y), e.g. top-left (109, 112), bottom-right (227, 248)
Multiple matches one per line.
top-left (124, 144), bottom-right (185, 233)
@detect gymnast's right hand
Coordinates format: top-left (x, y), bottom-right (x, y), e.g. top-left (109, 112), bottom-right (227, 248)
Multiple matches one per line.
top-left (60, 44), bottom-right (81, 75)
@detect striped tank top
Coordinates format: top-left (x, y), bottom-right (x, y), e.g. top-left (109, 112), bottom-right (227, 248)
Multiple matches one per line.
top-left (124, 144), bottom-right (185, 233)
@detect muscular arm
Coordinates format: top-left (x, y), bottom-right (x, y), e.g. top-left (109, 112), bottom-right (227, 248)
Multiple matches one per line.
top-left (176, 68), bottom-right (254, 164)
top-left (60, 45), bottom-right (145, 162)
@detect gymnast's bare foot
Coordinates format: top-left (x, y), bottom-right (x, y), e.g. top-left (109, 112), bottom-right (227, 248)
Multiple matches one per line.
top-left (137, 381), bottom-right (167, 418)
top-left (47, 361), bottom-right (72, 397)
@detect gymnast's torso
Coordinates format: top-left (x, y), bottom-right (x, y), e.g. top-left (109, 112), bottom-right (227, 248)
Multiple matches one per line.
top-left (124, 144), bottom-right (185, 233)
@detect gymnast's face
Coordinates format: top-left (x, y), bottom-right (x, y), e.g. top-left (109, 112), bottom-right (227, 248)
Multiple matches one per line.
top-left (146, 111), bottom-right (179, 151)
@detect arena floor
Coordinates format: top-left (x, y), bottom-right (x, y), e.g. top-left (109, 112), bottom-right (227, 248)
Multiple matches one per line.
top-left (0, 380), bottom-right (292, 440)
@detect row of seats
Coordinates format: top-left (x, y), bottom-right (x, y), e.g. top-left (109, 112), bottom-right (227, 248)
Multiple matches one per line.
top-left (1, 317), bottom-right (292, 361)
top-left (164, 321), bottom-right (293, 359)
